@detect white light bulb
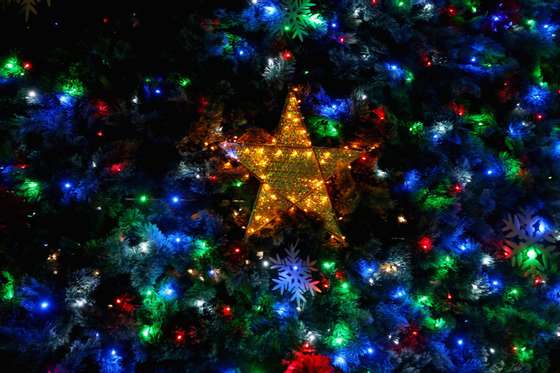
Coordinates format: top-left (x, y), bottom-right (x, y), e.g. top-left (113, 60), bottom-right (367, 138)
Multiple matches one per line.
top-left (139, 242), bottom-right (149, 253)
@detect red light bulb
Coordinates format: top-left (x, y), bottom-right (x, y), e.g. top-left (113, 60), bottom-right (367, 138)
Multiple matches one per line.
top-left (418, 236), bottom-right (433, 252)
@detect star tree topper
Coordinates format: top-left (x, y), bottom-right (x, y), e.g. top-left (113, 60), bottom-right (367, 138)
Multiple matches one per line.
top-left (222, 88), bottom-right (361, 239)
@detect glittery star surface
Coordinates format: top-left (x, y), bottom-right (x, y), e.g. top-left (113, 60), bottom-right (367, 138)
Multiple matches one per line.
top-left (223, 88), bottom-right (361, 239)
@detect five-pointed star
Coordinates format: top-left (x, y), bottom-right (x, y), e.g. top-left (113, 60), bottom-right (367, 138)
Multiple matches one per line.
top-left (222, 88), bottom-right (361, 239)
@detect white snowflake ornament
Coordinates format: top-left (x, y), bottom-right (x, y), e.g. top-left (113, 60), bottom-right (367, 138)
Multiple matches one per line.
top-left (269, 244), bottom-right (320, 307)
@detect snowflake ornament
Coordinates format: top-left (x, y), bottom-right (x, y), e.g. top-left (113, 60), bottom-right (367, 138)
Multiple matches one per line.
top-left (280, 0), bottom-right (323, 41)
top-left (270, 244), bottom-right (320, 307)
top-left (502, 208), bottom-right (558, 277)
top-left (263, 55), bottom-right (295, 89)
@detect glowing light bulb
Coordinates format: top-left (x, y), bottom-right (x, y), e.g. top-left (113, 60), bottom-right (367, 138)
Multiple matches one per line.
top-left (527, 248), bottom-right (538, 259)
top-left (58, 94), bottom-right (72, 105)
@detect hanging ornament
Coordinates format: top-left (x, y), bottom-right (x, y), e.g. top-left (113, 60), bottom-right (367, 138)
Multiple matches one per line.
top-left (502, 208), bottom-right (558, 278)
top-left (270, 243), bottom-right (320, 307)
top-left (221, 87), bottom-right (361, 239)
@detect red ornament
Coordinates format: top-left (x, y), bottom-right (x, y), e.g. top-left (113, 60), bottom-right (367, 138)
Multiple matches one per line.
top-left (283, 352), bottom-right (335, 373)
top-left (418, 236), bottom-right (433, 252)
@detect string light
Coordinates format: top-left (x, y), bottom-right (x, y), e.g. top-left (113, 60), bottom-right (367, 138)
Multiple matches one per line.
top-left (418, 236), bottom-right (433, 252)
top-left (39, 300), bottom-right (51, 311)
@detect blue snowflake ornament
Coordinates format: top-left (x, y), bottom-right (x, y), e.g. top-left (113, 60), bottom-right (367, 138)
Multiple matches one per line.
top-left (270, 244), bottom-right (320, 307)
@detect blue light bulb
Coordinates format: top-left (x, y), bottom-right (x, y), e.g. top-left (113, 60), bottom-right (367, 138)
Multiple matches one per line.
top-left (40, 300), bottom-right (50, 310)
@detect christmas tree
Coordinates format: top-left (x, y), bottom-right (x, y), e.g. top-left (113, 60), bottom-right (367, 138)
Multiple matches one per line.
top-left (1, 0), bottom-right (560, 371)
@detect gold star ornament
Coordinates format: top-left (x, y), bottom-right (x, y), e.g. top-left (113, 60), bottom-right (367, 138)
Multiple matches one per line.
top-left (222, 88), bottom-right (362, 239)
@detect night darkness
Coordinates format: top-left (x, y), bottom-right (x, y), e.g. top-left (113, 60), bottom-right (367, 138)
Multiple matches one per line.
top-left (2, 0), bottom-right (560, 372)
